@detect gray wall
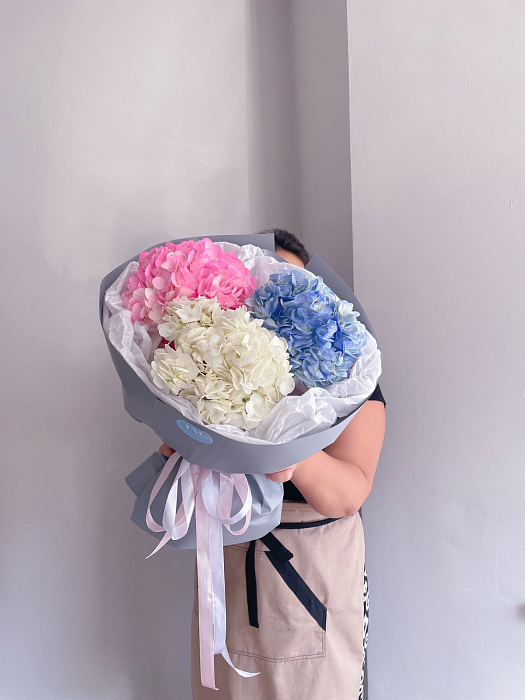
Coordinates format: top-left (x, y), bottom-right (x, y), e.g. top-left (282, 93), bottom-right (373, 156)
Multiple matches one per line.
top-left (247, 0), bottom-right (352, 282)
top-left (347, 2), bottom-right (525, 698)
top-left (6, 1), bottom-right (515, 698)
top-left (289, 0), bottom-right (353, 283)
top-left (0, 1), bottom-right (353, 699)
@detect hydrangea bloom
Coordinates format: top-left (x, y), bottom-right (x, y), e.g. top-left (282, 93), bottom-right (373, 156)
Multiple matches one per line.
top-left (122, 238), bottom-right (258, 326)
top-left (246, 268), bottom-right (368, 387)
top-left (151, 296), bottom-right (295, 429)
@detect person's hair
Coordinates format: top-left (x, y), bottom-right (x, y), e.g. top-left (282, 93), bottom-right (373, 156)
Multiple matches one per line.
top-left (256, 228), bottom-right (311, 266)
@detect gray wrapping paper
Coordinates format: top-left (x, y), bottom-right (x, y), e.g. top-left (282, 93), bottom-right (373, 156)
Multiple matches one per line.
top-left (100, 232), bottom-right (382, 548)
top-left (99, 233), bottom-right (381, 473)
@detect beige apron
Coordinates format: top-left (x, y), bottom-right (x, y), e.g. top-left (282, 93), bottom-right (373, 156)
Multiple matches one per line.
top-left (191, 498), bottom-right (366, 699)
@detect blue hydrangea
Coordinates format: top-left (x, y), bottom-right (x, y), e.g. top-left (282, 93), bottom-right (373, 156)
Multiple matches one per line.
top-left (246, 269), bottom-right (368, 387)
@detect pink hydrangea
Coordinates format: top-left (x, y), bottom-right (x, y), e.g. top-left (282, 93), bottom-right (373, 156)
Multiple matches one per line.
top-left (121, 238), bottom-right (258, 326)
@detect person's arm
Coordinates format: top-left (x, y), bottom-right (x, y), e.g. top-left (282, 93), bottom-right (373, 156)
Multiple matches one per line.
top-left (159, 399), bottom-right (386, 519)
top-left (267, 400), bottom-right (386, 518)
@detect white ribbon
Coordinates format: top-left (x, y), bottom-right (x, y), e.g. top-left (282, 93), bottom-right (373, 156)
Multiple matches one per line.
top-left (145, 451), bottom-right (261, 690)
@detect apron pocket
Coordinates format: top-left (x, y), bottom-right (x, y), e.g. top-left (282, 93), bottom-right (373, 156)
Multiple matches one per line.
top-left (218, 542), bottom-right (327, 662)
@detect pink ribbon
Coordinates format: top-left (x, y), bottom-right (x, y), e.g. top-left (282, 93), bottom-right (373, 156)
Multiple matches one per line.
top-left (145, 451), bottom-right (261, 690)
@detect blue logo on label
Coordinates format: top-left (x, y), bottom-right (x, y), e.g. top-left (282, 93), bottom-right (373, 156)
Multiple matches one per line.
top-left (176, 419), bottom-right (214, 444)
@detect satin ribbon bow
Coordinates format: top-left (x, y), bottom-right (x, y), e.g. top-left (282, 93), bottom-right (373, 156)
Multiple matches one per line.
top-left (145, 451), bottom-right (261, 690)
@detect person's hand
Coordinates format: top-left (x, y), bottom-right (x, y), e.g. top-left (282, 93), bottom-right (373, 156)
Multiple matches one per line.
top-left (264, 463), bottom-right (298, 483)
top-left (159, 442), bottom-right (176, 458)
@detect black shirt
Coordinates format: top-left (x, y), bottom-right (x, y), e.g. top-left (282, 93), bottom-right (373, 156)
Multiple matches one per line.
top-left (282, 383), bottom-right (386, 503)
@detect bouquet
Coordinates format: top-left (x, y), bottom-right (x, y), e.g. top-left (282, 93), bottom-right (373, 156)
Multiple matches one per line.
top-left (100, 232), bottom-right (382, 690)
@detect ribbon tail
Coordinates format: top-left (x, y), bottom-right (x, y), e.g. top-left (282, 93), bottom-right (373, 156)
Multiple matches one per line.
top-left (145, 456), bottom-right (195, 559)
top-left (145, 451), bottom-right (181, 534)
top-left (195, 486), bottom-right (259, 690)
top-left (195, 488), bottom-right (219, 690)
top-left (208, 510), bottom-right (260, 680)
top-left (221, 646), bottom-right (261, 679)
top-left (145, 531), bottom-right (173, 560)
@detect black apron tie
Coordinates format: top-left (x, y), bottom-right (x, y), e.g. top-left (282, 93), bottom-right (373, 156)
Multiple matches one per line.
top-left (245, 517), bottom-right (341, 631)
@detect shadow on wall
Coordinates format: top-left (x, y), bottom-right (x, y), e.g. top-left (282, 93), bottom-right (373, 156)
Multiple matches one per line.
top-left (245, 0), bottom-right (298, 235)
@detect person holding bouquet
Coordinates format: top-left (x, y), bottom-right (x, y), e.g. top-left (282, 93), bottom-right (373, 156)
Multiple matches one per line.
top-left (159, 229), bottom-right (386, 700)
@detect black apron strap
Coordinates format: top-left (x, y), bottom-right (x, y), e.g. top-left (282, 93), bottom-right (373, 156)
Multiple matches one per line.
top-left (276, 517), bottom-right (341, 530)
top-left (245, 540), bottom-right (259, 627)
top-left (245, 517), bottom-right (342, 630)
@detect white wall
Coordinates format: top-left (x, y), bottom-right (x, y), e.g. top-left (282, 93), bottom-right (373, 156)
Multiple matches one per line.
top-left (347, 2), bottom-right (525, 698)
top-left (0, 2), bottom-right (256, 699)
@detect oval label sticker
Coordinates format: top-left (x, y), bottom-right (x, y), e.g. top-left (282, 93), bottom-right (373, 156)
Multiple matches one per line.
top-left (176, 419), bottom-right (214, 444)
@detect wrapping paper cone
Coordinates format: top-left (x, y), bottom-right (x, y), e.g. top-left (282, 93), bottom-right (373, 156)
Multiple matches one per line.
top-left (99, 233), bottom-right (382, 476)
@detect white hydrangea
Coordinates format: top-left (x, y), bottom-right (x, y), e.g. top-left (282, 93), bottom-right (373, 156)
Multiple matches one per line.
top-left (151, 346), bottom-right (200, 395)
top-left (151, 296), bottom-right (295, 429)
top-left (156, 295), bottom-right (223, 341)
